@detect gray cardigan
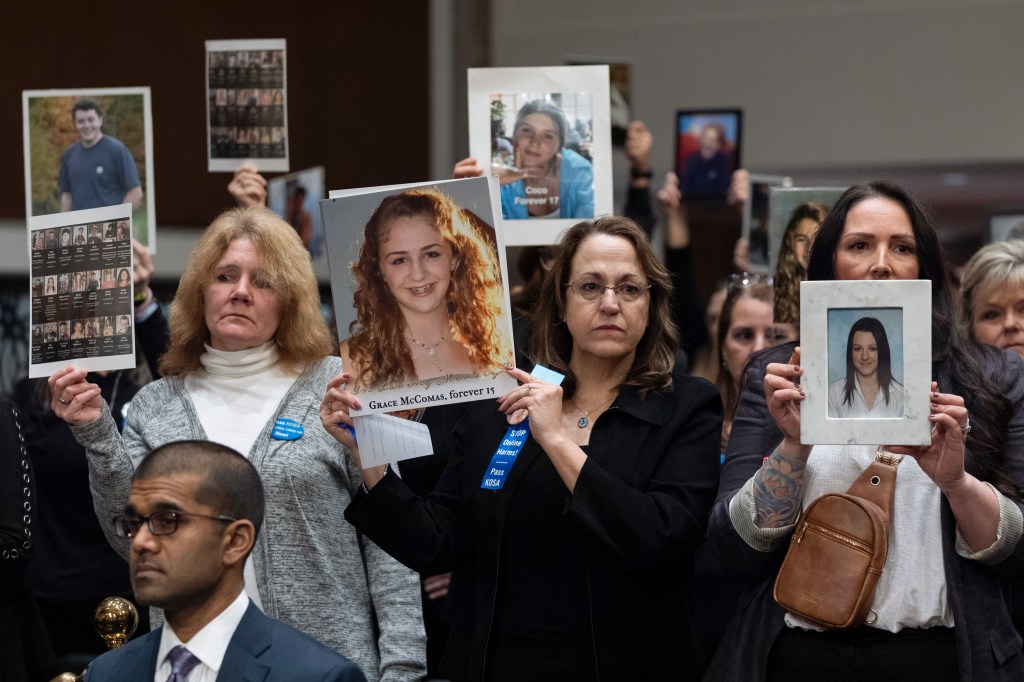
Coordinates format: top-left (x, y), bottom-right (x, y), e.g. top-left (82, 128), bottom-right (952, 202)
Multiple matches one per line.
top-left (71, 356), bottom-right (426, 682)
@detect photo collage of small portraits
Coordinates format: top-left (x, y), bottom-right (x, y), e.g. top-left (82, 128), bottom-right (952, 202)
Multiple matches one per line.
top-left (207, 43), bottom-right (287, 165)
top-left (31, 218), bottom-right (134, 365)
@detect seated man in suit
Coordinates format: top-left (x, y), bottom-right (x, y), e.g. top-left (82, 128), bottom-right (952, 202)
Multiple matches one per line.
top-left (84, 440), bottom-right (366, 681)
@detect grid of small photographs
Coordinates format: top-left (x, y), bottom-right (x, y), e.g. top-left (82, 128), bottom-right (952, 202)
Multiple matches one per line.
top-left (30, 218), bottom-right (134, 365)
top-left (207, 44), bottom-right (287, 164)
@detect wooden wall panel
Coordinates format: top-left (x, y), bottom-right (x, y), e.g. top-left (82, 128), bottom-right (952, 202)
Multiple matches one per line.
top-left (1, 1), bottom-right (431, 226)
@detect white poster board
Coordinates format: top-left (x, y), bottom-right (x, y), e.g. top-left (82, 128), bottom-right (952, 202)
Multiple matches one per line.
top-left (321, 176), bottom-right (518, 414)
top-left (29, 204), bottom-right (137, 378)
top-left (206, 39), bottom-right (289, 172)
top-left (23, 87), bottom-right (156, 252)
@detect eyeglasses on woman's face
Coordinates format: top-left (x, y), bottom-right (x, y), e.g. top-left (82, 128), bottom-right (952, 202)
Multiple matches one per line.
top-left (113, 510), bottom-right (237, 539)
top-left (565, 279), bottom-right (650, 303)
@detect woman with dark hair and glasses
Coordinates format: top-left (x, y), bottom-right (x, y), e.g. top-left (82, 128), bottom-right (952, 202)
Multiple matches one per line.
top-left (706, 182), bottom-right (1024, 681)
top-left (324, 216), bottom-right (722, 681)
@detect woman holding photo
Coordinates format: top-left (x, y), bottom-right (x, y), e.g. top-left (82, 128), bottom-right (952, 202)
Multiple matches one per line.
top-left (326, 216), bottom-right (721, 681)
top-left (341, 188), bottom-right (512, 389)
top-left (706, 182), bottom-right (1024, 681)
top-left (827, 316), bottom-right (904, 418)
top-left (498, 99), bottom-right (594, 220)
top-left (49, 207), bottom-right (426, 681)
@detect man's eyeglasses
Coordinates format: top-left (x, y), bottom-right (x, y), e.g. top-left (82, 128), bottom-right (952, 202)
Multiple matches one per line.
top-left (566, 280), bottom-right (650, 303)
top-left (113, 510), bottom-right (237, 538)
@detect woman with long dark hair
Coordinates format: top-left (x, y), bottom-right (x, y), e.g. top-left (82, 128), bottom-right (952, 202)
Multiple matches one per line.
top-left (706, 182), bottom-right (1024, 681)
top-left (827, 316), bottom-right (904, 418)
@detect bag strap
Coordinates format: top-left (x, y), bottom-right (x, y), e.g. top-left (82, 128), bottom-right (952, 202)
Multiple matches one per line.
top-left (845, 448), bottom-right (903, 519)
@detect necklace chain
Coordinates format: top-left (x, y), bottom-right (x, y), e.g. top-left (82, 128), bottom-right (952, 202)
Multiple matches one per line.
top-left (570, 393), bottom-right (616, 429)
top-left (407, 333), bottom-right (445, 374)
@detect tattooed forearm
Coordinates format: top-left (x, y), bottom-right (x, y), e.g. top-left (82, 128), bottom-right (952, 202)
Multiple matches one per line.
top-left (753, 449), bottom-right (808, 528)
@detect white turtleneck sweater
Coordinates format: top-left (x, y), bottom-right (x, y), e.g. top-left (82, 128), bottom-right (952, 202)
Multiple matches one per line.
top-left (184, 340), bottom-right (298, 609)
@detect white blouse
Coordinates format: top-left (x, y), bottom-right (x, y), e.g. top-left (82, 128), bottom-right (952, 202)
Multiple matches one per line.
top-left (827, 376), bottom-right (905, 418)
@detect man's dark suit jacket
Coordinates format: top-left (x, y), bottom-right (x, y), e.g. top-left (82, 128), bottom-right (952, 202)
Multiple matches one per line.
top-left (83, 600), bottom-right (367, 681)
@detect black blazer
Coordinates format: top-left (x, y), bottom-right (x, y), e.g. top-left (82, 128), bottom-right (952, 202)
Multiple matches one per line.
top-left (347, 367), bottom-right (722, 681)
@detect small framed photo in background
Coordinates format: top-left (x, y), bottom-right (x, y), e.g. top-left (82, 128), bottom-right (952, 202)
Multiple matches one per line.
top-left (989, 212), bottom-right (1024, 243)
top-left (675, 108), bottom-right (742, 202)
top-left (741, 174), bottom-right (791, 274)
top-left (800, 280), bottom-right (932, 445)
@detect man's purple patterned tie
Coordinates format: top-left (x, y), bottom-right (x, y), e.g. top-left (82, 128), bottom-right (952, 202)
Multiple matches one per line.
top-left (166, 645), bottom-right (201, 682)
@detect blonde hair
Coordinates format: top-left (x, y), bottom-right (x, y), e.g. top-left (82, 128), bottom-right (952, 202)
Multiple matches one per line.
top-left (960, 239), bottom-right (1024, 339)
top-left (347, 188), bottom-right (511, 386)
top-left (159, 207), bottom-right (333, 375)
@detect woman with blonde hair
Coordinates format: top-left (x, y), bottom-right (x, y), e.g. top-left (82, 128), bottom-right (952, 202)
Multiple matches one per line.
top-left (342, 188), bottom-right (512, 389)
top-left (49, 206), bottom-right (426, 681)
top-left (960, 239), bottom-right (1024, 360)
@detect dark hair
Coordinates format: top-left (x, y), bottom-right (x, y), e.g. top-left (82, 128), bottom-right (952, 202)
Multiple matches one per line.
top-left (134, 440), bottom-right (266, 545)
top-left (514, 100), bottom-right (567, 149)
top-left (531, 216), bottom-right (677, 398)
top-left (807, 182), bottom-right (1017, 498)
top-left (842, 317), bottom-right (894, 407)
top-left (72, 97), bottom-right (103, 119)
top-left (510, 245), bottom-right (559, 316)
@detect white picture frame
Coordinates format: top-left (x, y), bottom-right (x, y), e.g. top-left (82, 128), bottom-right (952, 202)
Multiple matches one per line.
top-left (800, 280), bottom-right (932, 445)
top-left (468, 65), bottom-right (612, 246)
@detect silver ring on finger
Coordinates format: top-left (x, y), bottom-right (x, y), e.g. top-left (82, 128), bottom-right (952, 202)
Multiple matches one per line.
top-left (960, 417), bottom-right (971, 435)
top-left (58, 395), bottom-right (69, 405)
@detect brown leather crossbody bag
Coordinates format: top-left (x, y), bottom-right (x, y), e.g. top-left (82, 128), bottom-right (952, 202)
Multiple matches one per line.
top-left (773, 449), bottom-right (902, 630)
